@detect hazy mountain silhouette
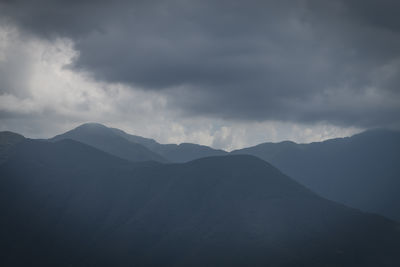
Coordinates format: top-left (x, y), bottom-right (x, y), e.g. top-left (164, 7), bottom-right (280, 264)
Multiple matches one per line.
top-left (51, 123), bottom-right (226, 163)
top-left (49, 124), bottom-right (400, 221)
top-left (1, 139), bottom-right (399, 266)
top-left (50, 123), bottom-right (168, 163)
top-left (0, 131), bottom-right (25, 163)
top-left (111, 126), bottom-right (228, 162)
top-left (232, 129), bottom-right (400, 221)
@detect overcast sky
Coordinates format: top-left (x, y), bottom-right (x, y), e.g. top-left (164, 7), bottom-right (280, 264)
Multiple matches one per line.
top-left (0, 0), bottom-right (399, 150)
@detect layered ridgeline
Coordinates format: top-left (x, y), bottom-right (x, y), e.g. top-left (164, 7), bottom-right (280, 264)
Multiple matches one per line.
top-left (51, 123), bottom-right (227, 163)
top-left (1, 138), bottom-right (400, 266)
top-left (49, 124), bottom-right (400, 221)
top-left (50, 123), bottom-right (168, 163)
top-left (110, 126), bottom-right (227, 162)
top-left (232, 129), bottom-right (400, 221)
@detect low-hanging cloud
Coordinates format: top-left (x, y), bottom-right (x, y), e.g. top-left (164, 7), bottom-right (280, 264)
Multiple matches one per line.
top-left (0, 0), bottom-right (400, 129)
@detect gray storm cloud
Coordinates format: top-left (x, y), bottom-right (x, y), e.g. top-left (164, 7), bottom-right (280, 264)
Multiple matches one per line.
top-left (0, 0), bottom-right (400, 129)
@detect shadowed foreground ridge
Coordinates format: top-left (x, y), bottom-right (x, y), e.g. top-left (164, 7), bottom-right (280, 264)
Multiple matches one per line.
top-left (0, 139), bottom-right (400, 266)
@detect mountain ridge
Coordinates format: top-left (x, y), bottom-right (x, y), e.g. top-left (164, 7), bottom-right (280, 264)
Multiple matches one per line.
top-left (232, 128), bottom-right (400, 221)
top-left (7, 124), bottom-right (400, 221)
top-left (1, 139), bottom-right (400, 266)
top-left (109, 124), bottom-right (228, 162)
top-left (0, 131), bottom-right (25, 163)
top-left (50, 123), bottom-right (168, 163)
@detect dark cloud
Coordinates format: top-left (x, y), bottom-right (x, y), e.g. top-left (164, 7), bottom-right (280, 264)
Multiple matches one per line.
top-left (1, 0), bottom-right (400, 128)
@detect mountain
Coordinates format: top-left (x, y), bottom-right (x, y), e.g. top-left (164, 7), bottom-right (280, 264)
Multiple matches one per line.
top-left (0, 131), bottom-right (25, 163)
top-left (232, 129), bottom-right (400, 221)
top-left (1, 139), bottom-right (400, 266)
top-left (111, 127), bottom-right (228, 162)
top-left (51, 123), bottom-right (226, 163)
top-left (50, 123), bottom-right (168, 163)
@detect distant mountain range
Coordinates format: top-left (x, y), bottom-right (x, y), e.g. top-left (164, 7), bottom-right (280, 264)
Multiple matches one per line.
top-left (109, 124), bottom-right (228, 162)
top-left (45, 123), bottom-right (400, 221)
top-left (231, 129), bottom-right (400, 221)
top-left (51, 123), bottom-right (227, 163)
top-left (1, 138), bottom-right (399, 266)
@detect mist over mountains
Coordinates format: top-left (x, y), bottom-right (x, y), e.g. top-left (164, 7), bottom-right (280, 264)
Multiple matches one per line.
top-left (1, 124), bottom-right (400, 266)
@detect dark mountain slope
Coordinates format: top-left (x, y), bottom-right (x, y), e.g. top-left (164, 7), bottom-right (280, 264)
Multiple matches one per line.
top-left (1, 140), bottom-right (400, 266)
top-left (0, 131), bottom-right (25, 163)
top-left (231, 129), bottom-right (400, 221)
top-left (50, 123), bottom-right (168, 163)
top-left (0, 131), bottom-right (24, 146)
top-left (111, 126), bottom-right (228, 162)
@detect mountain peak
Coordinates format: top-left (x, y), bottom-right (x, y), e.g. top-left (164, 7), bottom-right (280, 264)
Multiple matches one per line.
top-left (51, 123), bottom-right (168, 163)
top-left (74, 122), bottom-right (111, 132)
top-left (77, 122), bottom-right (107, 128)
